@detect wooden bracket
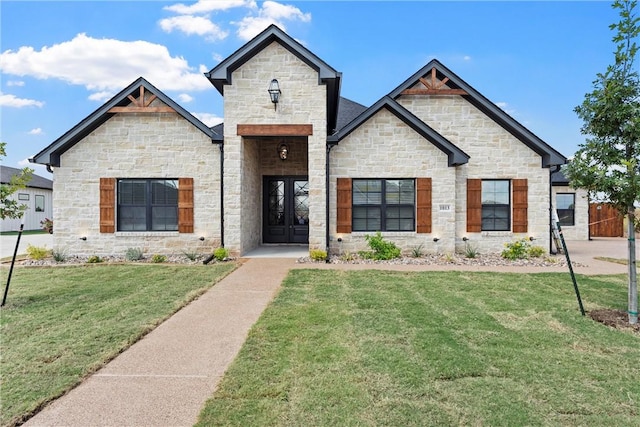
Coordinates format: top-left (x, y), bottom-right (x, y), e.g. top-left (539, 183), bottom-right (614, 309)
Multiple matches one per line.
top-left (401, 68), bottom-right (468, 96)
top-left (108, 86), bottom-right (176, 113)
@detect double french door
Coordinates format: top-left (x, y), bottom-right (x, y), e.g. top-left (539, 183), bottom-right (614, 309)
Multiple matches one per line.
top-left (263, 176), bottom-right (309, 244)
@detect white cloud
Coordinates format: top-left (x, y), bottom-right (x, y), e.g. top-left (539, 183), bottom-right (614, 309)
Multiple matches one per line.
top-left (463, 55), bottom-right (471, 61)
top-left (0, 33), bottom-right (212, 96)
top-left (178, 93), bottom-right (193, 103)
top-left (235, 1), bottom-right (311, 41)
top-left (159, 15), bottom-right (228, 41)
top-left (164, 0), bottom-right (254, 15)
top-left (28, 128), bottom-right (43, 135)
top-left (7, 80), bottom-right (25, 87)
top-left (191, 112), bottom-right (223, 127)
top-left (88, 91), bottom-right (115, 102)
top-left (496, 101), bottom-right (517, 116)
top-left (0, 93), bottom-right (44, 108)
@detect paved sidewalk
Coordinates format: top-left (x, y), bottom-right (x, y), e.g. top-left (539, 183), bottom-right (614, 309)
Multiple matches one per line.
top-left (24, 258), bottom-right (294, 427)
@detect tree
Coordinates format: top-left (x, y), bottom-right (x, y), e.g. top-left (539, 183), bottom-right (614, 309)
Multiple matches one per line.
top-left (567, 0), bottom-right (640, 324)
top-left (0, 142), bottom-right (34, 220)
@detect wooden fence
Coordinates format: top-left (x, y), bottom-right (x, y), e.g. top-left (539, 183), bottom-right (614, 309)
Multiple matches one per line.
top-left (589, 203), bottom-right (623, 237)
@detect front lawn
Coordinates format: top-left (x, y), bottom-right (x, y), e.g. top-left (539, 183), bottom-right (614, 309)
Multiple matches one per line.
top-left (0, 263), bottom-right (236, 427)
top-left (198, 270), bottom-right (639, 426)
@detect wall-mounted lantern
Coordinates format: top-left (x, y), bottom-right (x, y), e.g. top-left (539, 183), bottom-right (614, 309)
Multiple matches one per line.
top-left (277, 142), bottom-right (289, 161)
top-left (268, 79), bottom-right (281, 110)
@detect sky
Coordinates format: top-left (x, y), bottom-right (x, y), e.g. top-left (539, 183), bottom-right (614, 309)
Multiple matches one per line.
top-left (0, 1), bottom-right (626, 178)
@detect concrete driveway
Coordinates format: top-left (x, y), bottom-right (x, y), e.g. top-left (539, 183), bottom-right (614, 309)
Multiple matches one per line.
top-left (0, 232), bottom-right (53, 258)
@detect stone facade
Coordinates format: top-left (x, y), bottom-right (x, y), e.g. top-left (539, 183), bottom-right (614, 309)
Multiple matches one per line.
top-left (52, 110), bottom-right (220, 257)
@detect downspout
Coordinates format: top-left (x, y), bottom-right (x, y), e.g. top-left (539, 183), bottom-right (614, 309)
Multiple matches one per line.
top-left (325, 143), bottom-right (336, 262)
top-left (219, 142), bottom-right (224, 248)
top-left (549, 165), bottom-right (561, 254)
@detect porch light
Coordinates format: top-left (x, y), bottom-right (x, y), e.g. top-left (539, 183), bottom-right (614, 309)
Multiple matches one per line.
top-left (277, 142), bottom-right (289, 160)
top-left (268, 79), bottom-right (281, 109)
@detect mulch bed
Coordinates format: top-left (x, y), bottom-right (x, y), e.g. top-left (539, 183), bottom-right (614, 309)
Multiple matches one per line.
top-left (589, 309), bottom-right (640, 333)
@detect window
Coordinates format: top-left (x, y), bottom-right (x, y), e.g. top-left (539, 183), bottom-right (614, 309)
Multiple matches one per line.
top-left (18, 193), bottom-right (29, 201)
top-left (35, 195), bottom-right (45, 212)
top-left (352, 179), bottom-right (415, 232)
top-left (481, 180), bottom-right (510, 231)
top-left (556, 193), bottom-right (575, 226)
top-left (117, 179), bottom-right (178, 231)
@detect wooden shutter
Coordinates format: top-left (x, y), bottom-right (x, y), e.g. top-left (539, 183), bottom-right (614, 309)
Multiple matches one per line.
top-left (416, 178), bottom-right (432, 233)
top-left (512, 178), bottom-right (528, 233)
top-left (99, 178), bottom-right (116, 233)
top-left (178, 177), bottom-right (194, 233)
top-left (336, 178), bottom-right (352, 234)
top-left (467, 179), bottom-right (482, 232)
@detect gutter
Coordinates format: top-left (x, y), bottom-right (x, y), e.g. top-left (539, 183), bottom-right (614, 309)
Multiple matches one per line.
top-left (549, 165), bottom-right (562, 254)
top-left (325, 142), bottom-right (337, 262)
top-left (219, 142), bottom-right (224, 248)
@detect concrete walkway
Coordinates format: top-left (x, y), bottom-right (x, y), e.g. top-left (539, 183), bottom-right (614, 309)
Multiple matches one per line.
top-left (24, 258), bottom-right (294, 427)
top-left (20, 237), bottom-right (636, 426)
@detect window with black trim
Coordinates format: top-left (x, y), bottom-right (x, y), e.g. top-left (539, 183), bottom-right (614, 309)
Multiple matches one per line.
top-left (18, 193), bottom-right (29, 201)
top-left (352, 179), bottom-right (415, 232)
top-left (117, 179), bottom-right (178, 231)
top-left (481, 180), bottom-right (510, 231)
top-left (556, 193), bottom-right (575, 226)
top-left (35, 195), bottom-right (45, 212)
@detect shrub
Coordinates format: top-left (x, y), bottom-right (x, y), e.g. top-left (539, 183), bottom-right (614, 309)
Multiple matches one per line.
top-left (51, 247), bottom-right (67, 263)
top-left (340, 251), bottom-right (356, 262)
top-left (151, 254), bottom-right (166, 263)
top-left (464, 243), bottom-right (479, 259)
top-left (213, 247), bottom-right (229, 261)
top-left (309, 249), bottom-right (327, 262)
top-left (360, 232), bottom-right (401, 260)
top-left (528, 245), bottom-right (546, 258)
top-left (183, 250), bottom-right (199, 261)
top-left (26, 244), bottom-right (50, 260)
top-left (501, 238), bottom-right (531, 260)
top-left (87, 255), bottom-right (103, 264)
top-left (125, 247), bottom-right (144, 261)
top-left (40, 218), bottom-right (53, 234)
top-left (411, 244), bottom-right (424, 258)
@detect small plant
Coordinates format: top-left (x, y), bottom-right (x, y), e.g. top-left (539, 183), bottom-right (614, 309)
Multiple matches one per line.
top-left (411, 244), bottom-right (424, 258)
top-left (125, 247), bottom-right (144, 261)
top-left (51, 247), bottom-right (67, 263)
top-left (464, 243), bottom-right (479, 259)
top-left (442, 253), bottom-right (455, 263)
top-left (26, 244), bottom-right (50, 260)
top-left (340, 251), bottom-right (357, 262)
top-left (87, 255), bottom-right (103, 264)
top-left (183, 250), bottom-right (199, 261)
top-left (151, 254), bottom-right (167, 263)
top-left (360, 232), bottom-right (401, 260)
top-left (309, 249), bottom-right (327, 262)
top-left (213, 247), bottom-right (229, 261)
top-left (528, 245), bottom-right (546, 258)
top-left (40, 218), bottom-right (53, 234)
top-left (501, 238), bottom-right (531, 260)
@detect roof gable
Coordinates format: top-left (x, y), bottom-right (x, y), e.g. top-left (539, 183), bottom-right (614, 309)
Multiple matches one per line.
top-left (31, 77), bottom-right (218, 167)
top-left (0, 166), bottom-right (52, 190)
top-left (328, 96), bottom-right (470, 167)
top-left (389, 59), bottom-right (567, 168)
top-left (205, 24), bottom-right (342, 133)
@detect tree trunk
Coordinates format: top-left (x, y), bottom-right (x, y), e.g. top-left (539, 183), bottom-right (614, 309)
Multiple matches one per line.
top-left (628, 206), bottom-right (638, 324)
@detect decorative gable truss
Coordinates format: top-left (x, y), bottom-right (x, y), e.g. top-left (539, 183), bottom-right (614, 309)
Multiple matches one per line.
top-left (401, 67), bottom-right (468, 96)
top-left (108, 86), bottom-right (176, 113)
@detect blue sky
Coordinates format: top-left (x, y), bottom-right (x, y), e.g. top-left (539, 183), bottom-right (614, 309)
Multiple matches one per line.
top-left (0, 1), bottom-right (623, 177)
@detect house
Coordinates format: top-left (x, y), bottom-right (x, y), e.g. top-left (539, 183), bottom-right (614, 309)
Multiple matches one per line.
top-left (31, 25), bottom-right (576, 258)
top-left (551, 168), bottom-right (589, 241)
top-left (0, 166), bottom-right (53, 232)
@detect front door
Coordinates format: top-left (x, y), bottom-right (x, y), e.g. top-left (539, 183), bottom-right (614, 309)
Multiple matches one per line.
top-left (263, 176), bottom-right (309, 244)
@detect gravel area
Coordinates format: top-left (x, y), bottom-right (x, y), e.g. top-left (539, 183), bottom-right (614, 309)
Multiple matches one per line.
top-left (11, 254), bottom-right (231, 267)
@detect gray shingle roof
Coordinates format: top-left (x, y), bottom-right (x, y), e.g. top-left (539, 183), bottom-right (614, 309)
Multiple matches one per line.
top-left (0, 165), bottom-right (52, 190)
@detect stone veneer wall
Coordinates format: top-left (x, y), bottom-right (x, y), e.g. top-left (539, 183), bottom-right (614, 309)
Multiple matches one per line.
top-left (52, 111), bottom-right (220, 257)
top-left (552, 186), bottom-right (589, 240)
top-left (330, 109), bottom-right (456, 255)
top-left (222, 42), bottom-right (326, 255)
top-left (397, 93), bottom-right (551, 253)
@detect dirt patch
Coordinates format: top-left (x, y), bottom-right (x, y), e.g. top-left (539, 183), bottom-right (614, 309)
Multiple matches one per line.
top-left (589, 309), bottom-right (640, 333)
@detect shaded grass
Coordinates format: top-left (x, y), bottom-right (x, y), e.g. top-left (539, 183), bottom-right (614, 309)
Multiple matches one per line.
top-left (0, 263), bottom-right (236, 427)
top-left (198, 271), bottom-right (639, 426)
top-left (595, 256), bottom-right (628, 265)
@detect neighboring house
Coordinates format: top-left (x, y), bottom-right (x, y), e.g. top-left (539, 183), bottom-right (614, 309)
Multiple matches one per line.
top-left (1, 166), bottom-right (53, 232)
top-left (31, 25), bottom-right (576, 257)
top-left (551, 168), bottom-right (589, 241)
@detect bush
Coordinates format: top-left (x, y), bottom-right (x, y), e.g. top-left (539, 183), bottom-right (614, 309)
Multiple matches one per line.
top-left (151, 254), bottom-right (166, 263)
top-left (501, 239), bottom-right (530, 260)
top-left (528, 245), bottom-right (546, 258)
top-left (411, 244), bottom-right (424, 258)
top-left (213, 247), bottom-right (229, 261)
top-left (26, 244), bottom-right (50, 260)
top-left (360, 232), bottom-right (401, 260)
top-left (125, 247), bottom-right (144, 261)
top-left (87, 255), bottom-right (103, 264)
top-left (51, 247), bottom-right (67, 263)
top-left (309, 249), bottom-right (327, 262)
top-left (464, 243), bottom-right (479, 259)
top-left (40, 218), bottom-right (53, 234)
top-left (183, 250), bottom-right (200, 261)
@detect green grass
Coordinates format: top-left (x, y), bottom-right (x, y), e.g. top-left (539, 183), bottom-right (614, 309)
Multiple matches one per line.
top-left (0, 263), bottom-right (236, 427)
top-left (595, 256), bottom-right (629, 265)
top-left (197, 270), bottom-right (639, 426)
top-left (0, 230), bottom-right (48, 236)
